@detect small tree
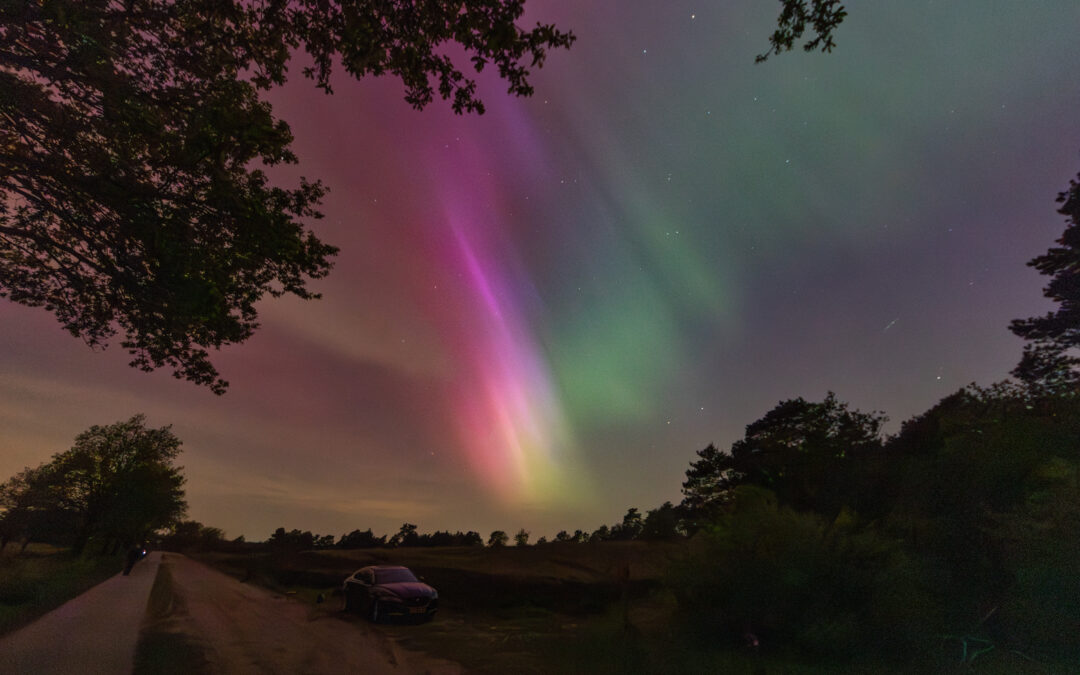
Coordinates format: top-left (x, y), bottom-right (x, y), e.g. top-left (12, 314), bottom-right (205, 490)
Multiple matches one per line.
top-left (488, 530), bottom-right (509, 547)
top-left (589, 525), bottom-right (610, 543)
top-left (641, 502), bottom-right (682, 540)
top-left (390, 523), bottom-right (419, 547)
top-left (1011, 168), bottom-right (1080, 391)
top-left (0, 465), bottom-right (73, 550)
top-left (614, 508), bottom-right (644, 540)
top-left (514, 529), bottom-right (530, 546)
top-left (338, 528), bottom-right (383, 548)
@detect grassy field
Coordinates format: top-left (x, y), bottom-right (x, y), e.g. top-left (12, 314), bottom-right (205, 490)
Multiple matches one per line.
top-left (0, 544), bottom-right (122, 636)
top-left (194, 543), bottom-right (1067, 674)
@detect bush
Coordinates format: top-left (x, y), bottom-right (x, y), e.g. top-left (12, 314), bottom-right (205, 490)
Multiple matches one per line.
top-left (669, 486), bottom-right (937, 659)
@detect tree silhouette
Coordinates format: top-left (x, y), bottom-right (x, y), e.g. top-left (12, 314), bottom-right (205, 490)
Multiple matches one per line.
top-left (487, 529), bottom-right (508, 547)
top-left (0, 1), bottom-right (573, 392)
top-left (641, 502), bottom-right (682, 540)
top-left (268, 527), bottom-right (316, 551)
top-left (1010, 167), bottom-right (1080, 390)
top-left (390, 522), bottom-right (419, 547)
top-left (682, 394), bottom-right (885, 519)
top-left (0, 415), bottom-right (187, 553)
top-left (589, 524), bottom-right (610, 543)
top-left (338, 528), bottom-right (384, 548)
top-left (611, 508), bottom-right (643, 540)
top-left (756, 0), bottom-right (848, 63)
top-left (513, 528), bottom-right (530, 546)
top-left (159, 520), bottom-right (225, 551)
top-left (680, 443), bottom-right (739, 528)
top-left (0, 465), bottom-right (68, 551)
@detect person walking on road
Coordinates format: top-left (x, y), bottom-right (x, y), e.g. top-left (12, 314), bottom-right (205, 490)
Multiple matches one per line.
top-left (123, 543), bottom-right (146, 576)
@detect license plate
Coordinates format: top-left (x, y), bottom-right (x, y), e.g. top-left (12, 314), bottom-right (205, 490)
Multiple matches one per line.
top-left (409, 606), bottom-right (427, 614)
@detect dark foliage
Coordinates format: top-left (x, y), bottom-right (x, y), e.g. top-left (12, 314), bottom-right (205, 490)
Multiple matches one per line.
top-left (640, 502), bottom-right (682, 540)
top-left (0, 415), bottom-right (187, 554)
top-left (158, 519), bottom-right (225, 551)
top-left (487, 529), bottom-right (508, 547)
top-left (0, 0), bottom-right (573, 392)
top-left (670, 486), bottom-right (935, 658)
top-left (681, 393), bottom-right (886, 523)
top-left (756, 0), bottom-right (847, 63)
top-left (673, 383), bottom-right (1080, 664)
top-left (337, 528), bottom-right (385, 548)
top-left (1011, 171), bottom-right (1080, 389)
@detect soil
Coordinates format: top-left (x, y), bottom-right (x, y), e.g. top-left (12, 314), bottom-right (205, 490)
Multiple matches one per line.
top-left (149, 553), bottom-right (463, 674)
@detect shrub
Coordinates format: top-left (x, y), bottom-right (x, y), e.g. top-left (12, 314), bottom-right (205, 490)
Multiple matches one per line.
top-left (668, 486), bottom-right (937, 659)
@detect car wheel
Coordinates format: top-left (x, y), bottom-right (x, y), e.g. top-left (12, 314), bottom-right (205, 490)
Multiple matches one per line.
top-left (368, 599), bottom-right (380, 623)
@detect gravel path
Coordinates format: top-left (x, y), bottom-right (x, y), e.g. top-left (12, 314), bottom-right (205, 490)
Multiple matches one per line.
top-left (151, 553), bottom-right (462, 674)
top-left (0, 551), bottom-right (160, 675)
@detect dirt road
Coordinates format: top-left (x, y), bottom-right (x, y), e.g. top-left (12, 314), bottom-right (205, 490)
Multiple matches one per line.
top-left (0, 551), bottom-right (161, 675)
top-left (149, 553), bottom-right (462, 674)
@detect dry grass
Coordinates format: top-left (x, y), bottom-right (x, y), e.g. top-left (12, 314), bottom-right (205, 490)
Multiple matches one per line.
top-left (196, 542), bottom-right (1058, 673)
top-left (0, 545), bottom-right (122, 636)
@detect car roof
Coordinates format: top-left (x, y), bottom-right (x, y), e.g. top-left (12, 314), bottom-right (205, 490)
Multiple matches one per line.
top-left (354, 565), bottom-right (410, 574)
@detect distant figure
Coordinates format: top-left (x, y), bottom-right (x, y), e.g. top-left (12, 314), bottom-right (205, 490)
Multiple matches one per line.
top-left (743, 630), bottom-right (760, 649)
top-left (123, 543), bottom-right (146, 576)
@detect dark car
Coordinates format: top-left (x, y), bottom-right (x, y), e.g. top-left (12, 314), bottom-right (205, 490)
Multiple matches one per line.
top-left (342, 565), bottom-right (438, 622)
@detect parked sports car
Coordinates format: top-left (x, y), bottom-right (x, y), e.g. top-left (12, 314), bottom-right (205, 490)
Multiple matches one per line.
top-left (342, 565), bottom-right (438, 622)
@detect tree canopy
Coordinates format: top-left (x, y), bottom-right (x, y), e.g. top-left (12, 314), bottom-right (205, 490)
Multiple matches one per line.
top-left (681, 393), bottom-right (886, 521)
top-left (0, 0), bottom-right (574, 393)
top-left (487, 529), bottom-right (508, 547)
top-left (1010, 170), bottom-right (1080, 390)
top-left (0, 414), bottom-right (187, 553)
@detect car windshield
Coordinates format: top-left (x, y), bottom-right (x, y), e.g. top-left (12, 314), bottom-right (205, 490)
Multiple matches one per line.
top-left (375, 569), bottom-right (418, 584)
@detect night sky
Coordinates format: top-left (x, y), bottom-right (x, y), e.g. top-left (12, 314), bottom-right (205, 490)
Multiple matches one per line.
top-left (2, 1), bottom-right (1079, 540)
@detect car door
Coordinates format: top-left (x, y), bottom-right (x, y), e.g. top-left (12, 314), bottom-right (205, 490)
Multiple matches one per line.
top-left (360, 569), bottom-right (376, 608)
top-left (345, 569), bottom-right (371, 609)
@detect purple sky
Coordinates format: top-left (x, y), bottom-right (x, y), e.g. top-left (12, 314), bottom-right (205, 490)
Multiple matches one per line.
top-left (2, 1), bottom-right (1079, 540)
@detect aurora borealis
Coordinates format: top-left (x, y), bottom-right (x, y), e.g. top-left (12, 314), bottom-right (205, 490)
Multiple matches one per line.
top-left (2, 1), bottom-right (1079, 539)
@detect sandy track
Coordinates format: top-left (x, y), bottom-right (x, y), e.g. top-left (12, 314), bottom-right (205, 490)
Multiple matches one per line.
top-left (154, 553), bottom-right (462, 674)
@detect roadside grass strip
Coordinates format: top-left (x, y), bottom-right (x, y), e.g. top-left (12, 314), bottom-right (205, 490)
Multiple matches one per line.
top-left (0, 547), bottom-right (122, 636)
